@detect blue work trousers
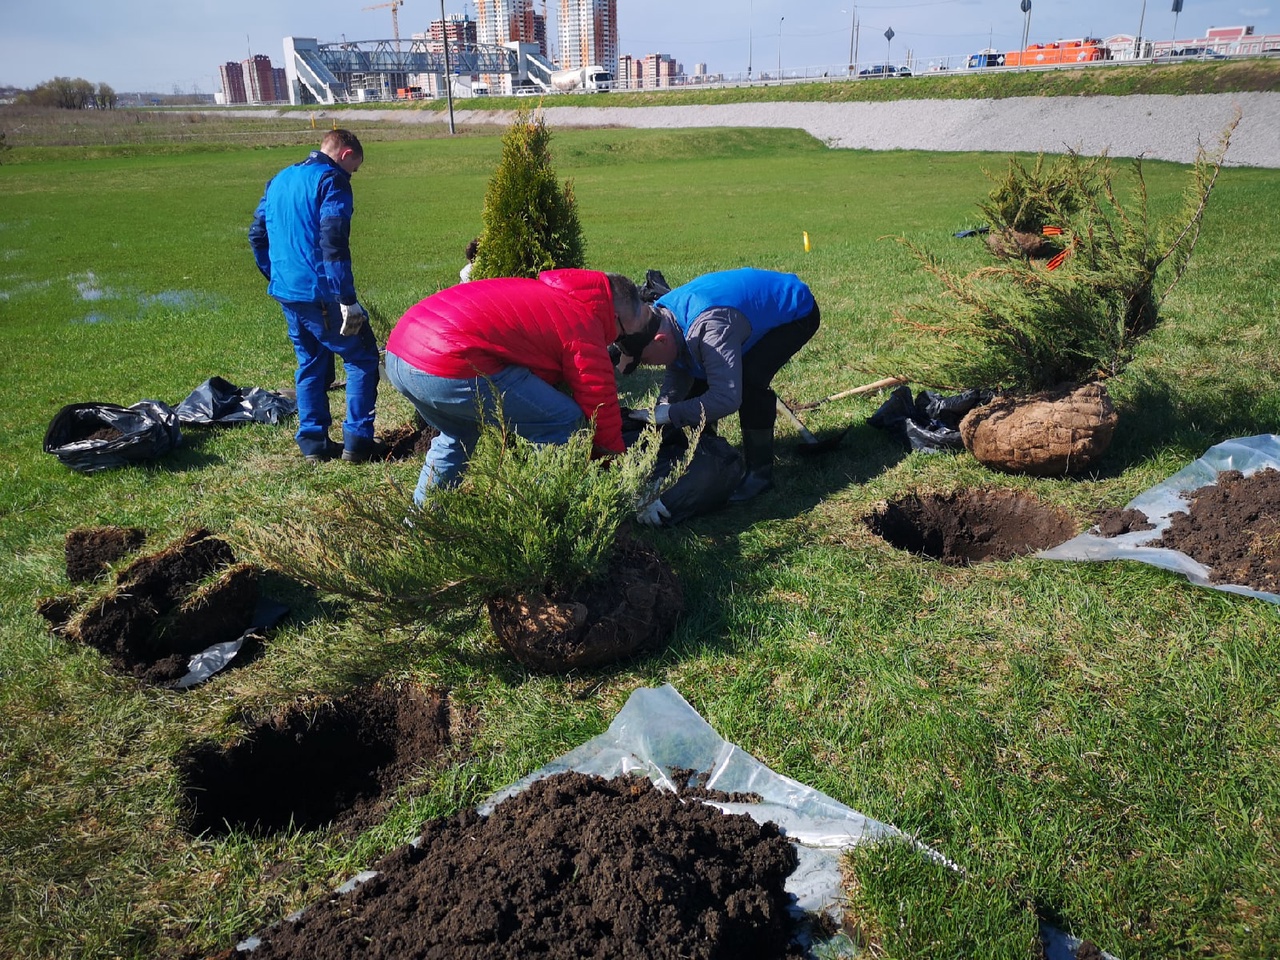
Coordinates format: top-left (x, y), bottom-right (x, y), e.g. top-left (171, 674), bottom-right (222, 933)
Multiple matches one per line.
top-left (280, 300), bottom-right (379, 456)
top-left (383, 351), bottom-right (585, 504)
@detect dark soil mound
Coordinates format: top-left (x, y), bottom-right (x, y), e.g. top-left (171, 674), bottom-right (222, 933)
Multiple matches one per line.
top-left (867, 489), bottom-right (1076, 565)
top-left (179, 684), bottom-right (466, 837)
top-left (1157, 468), bottom-right (1280, 592)
top-left (50, 529), bottom-right (260, 684)
top-left (376, 419), bottom-right (438, 461)
top-left (232, 771), bottom-right (805, 959)
top-left (1092, 507), bottom-right (1155, 537)
top-left (65, 525), bottom-right (147, 582)
top-left (487, 534), bottom-right (683, 672)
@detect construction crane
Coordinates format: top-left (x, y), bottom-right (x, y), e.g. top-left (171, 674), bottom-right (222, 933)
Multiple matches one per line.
top-left (362, 0), bottom-right (405, 51)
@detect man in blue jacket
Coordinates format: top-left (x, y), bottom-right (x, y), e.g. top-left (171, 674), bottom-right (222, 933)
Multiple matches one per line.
top-left (249, 129), bottom-right (380, 463)
top-left (616, 267), bottom-right (820, 505)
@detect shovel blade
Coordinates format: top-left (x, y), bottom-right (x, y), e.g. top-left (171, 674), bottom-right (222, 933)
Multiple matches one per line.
top-left (795, 428), bottom-right (849, 455)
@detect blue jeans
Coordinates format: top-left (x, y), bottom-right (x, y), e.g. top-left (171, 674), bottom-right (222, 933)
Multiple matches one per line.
top-left (384, 351), bottom-right (586, 504)
top-left (280, 300), bottom-right (380, 457)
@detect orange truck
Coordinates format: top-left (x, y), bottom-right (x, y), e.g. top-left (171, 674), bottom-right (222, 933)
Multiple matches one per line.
top-left (968, 38), bottom-right (1111, 68)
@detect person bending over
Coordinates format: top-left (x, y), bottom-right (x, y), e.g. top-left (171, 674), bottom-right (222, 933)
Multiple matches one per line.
top-left (614, 267), bottom-right (820, 503)
top-left (384, 269), bottom-right (644, 505)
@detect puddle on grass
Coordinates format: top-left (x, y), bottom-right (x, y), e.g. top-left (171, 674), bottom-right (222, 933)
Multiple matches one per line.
top-left (75, 271), bottom-right (112, 301)
top-left (866, 488), bottom-right (1076, 566)
top-left (0, 277), bottom-right (52, 301)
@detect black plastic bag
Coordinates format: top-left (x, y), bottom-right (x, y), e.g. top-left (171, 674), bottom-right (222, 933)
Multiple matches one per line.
top-left (175, 376), bottom-right (296, 425)
top-left (904, 419), bottom-right (963, 454)
top-left (638, 269), bottom-right (672, 303)
top-left (44, 401), bottom-right (182, 473)
top-left (623, 417), bottom-right (744, 525)
top-left (866, 384), bottom-right (917, 440)
top-left (869, 385), bottom-right (993, 454)
top-left (914, 388), bottom-right (993, 425)
top-left (654, 432), bottom-right (745, 525)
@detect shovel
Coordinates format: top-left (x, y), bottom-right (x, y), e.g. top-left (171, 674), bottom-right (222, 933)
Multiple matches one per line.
top-left (793, 376), bottom-right (907, 411)
top-left (775, 397), bottom-right (848, 455)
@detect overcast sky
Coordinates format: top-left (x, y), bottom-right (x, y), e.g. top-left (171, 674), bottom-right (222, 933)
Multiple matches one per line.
top-left (1, 0), bottom-right (1274, 94)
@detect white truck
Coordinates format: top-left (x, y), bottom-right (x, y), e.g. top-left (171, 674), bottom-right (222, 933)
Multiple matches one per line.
top-left (548, 65), bottom-right (613, 93)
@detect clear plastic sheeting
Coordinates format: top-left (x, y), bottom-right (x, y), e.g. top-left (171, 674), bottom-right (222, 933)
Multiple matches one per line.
top-left (1038, 434), bottom-right (1280, 604)
top-left (238, 683), bottom-right (1113, 958)
top-left (485, 684), bottom-right (1110, 960)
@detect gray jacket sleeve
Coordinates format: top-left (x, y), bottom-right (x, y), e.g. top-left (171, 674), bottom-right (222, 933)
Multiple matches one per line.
top-left (665, 307), bottom-right (751, 428)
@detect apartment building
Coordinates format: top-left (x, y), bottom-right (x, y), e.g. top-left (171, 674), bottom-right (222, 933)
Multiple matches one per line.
top-left (557, 0), bottom-right (618, 75)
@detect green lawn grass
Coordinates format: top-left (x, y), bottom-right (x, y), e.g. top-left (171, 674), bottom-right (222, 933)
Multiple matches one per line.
top-left (1, 117), bottom-right (1279, 959)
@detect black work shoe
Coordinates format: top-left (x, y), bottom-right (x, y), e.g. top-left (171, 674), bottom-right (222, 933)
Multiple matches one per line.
top-left (340, 441), bottom-right (383, 463)
top-left (728, 469), bottom-right (775, 503)
top-left (303, 441), bottom-right (342, 464)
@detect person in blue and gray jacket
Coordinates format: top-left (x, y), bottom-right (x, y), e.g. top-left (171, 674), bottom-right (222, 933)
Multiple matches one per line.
top-left (249, 129), bottom-right (380, 464)
top-left (615, 267), bottom-right (820, 510)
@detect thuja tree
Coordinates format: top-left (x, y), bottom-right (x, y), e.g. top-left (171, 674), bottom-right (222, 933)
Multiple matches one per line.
top-left (887, 116), bottom-right (1237, 392)
top-left (470, 108), bottom-right (585, 280)
top-left (240, 413), bottom-right (693, 632)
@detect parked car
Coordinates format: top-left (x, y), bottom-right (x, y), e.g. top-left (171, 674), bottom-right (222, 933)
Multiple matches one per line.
top-left (858, 64), bottom-right (912, 77)
top-left (1156, 46), bottom-right (1227, 60)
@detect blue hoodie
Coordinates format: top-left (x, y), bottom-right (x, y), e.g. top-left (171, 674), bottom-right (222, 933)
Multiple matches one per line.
top-left (249, 150), bottom-right (357, 305)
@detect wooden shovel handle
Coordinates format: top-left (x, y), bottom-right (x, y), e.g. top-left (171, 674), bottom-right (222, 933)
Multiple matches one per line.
top-left (794, 377), bottom-right (908, 411)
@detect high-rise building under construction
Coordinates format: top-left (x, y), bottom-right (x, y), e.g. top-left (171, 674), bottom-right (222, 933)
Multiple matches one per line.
top-left (557, 0), bottom-right (617, 75)
top-left (475, 0), bottom-right (547, 56)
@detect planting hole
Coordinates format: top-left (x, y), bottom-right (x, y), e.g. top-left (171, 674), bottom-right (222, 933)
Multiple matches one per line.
top-left (179, 685), bottom-right (461, 836)
top-left (866, 489), bottom-right (1075, 565)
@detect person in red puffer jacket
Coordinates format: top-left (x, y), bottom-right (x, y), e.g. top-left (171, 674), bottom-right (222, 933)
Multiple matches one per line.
top-left (385, 268), bottom-right (646, 504)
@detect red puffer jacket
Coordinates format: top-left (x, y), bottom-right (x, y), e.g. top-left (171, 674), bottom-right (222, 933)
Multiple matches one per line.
top-left (386, 269), bottom-right (624, 454)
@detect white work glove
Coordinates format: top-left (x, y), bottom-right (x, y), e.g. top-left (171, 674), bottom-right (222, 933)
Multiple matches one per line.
top-left (628, 403), bottom-right (671, 426)
top-left (636, 498), bottom-right (671, 527)
top-left (339, 301), bottom-right (368, 336)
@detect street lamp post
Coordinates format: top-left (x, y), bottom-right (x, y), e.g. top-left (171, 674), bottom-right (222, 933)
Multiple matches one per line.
top-left (777, 17), bottom-right (784, 80)
top-left (748, 0), bottom-right (753, 80)
top-left (846, 7), bottom-right (857, 75)
top-left (440, 0), bottom-right (455, 134)
top-left (1020, 0), bottom-right (1032, 54)
top-left (1135, 0), bottom-right (1147, 59)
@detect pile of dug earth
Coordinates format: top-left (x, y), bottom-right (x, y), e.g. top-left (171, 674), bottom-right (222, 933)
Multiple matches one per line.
top-left (1095, 467), bottom-right (1280, 592)
top-left (221, 771), bottom-right (809, 959)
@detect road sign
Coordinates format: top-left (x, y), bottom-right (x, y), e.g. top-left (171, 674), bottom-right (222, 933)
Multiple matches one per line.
top-left (884, 27), bottom-right (895, 41)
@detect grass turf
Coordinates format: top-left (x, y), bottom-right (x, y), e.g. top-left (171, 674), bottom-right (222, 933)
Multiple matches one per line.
top-left (1, 112), bottom-right (1279, 959)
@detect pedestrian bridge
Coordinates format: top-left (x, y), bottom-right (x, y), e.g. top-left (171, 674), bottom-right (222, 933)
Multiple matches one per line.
top-left (285, 36), bottom-right (558, 104)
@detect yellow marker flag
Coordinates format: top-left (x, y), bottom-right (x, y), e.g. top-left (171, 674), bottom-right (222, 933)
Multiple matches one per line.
top-left (803, 231), bottom-right (811, 252)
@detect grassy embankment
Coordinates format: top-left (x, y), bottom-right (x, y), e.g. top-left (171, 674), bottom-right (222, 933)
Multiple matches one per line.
top-left (1, 107), bottom-right (1279, 959)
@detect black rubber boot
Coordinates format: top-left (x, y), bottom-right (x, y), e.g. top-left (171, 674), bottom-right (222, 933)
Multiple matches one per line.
top-left (729, 429), bottom-right (775, 502)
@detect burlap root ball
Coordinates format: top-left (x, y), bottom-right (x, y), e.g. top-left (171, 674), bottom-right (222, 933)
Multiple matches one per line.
top-left (959, 382), bottom-right (1118, 476)
top-left (985, 227), bottom-right (1055, 260)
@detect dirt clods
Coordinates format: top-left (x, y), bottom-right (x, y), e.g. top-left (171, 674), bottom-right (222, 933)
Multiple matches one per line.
top-left (1157, 468), bottom-right (1280, 592)
top-left (376, 418), bottom-right (438, 461)
top-left (233, 771), bottom-right (805, 959)
top-left (46, 529), bottom-right (260, 684)
top-left (1092, 508), bottom-right (1155, 537)
top-left (867, 489), bottom-right (1076, 565)
top-left (488, 534), bottom-right (683, 672)
top-left (65, 525), bottom-right (147, 582)
top-left (179, 684), bottom-right (464, 837)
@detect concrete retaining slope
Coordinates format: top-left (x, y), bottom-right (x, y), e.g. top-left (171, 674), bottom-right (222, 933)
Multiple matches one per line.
top-left (321, 92), bottom-right (1280, 167)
